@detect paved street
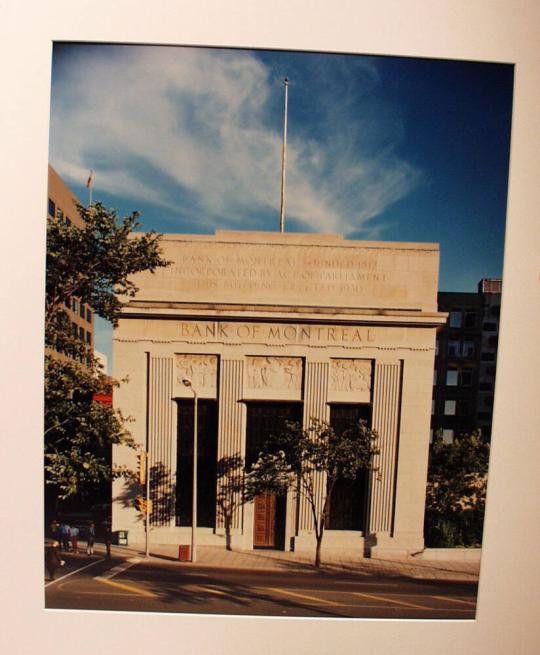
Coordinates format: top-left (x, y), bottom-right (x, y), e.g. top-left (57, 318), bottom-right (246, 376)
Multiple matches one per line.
top-left (45, 550), bottom-right (478, 619)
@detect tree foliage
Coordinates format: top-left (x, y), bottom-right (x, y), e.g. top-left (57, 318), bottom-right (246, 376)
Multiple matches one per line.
top-left (45, 202), bottom-right (170, 504)
top-left (424, 430), bottom-right (490, 547)
top-left (246, 418), bottom-right (378, 567)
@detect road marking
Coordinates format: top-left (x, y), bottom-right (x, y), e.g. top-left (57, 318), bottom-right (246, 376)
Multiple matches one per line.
top-left (96, 577), bottom-right (158, 598)
top-left (353, 591), bottom-right (431, 610)
top-left (92, 557), bottom-right (156, 598)
top-left (431, 595), bottom-right (477, 607)
top-left (45, 558), bottom-right (104, 588)
top-left (333, 581), bottom-right (399, 587)
top-left (267, 587), bottom-right (343, 607)
top-left (192, 585), bottom-right (227, 596)
top-left (95, 557), bottom-right (141, 580)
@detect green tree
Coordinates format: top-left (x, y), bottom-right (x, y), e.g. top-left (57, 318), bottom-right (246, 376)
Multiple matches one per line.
top-left (45, 202), bottom-right (170, 510)
top-left (246, 418), bottom-right (378, 567)
top-left (424, 430), bottom-right (490, 547)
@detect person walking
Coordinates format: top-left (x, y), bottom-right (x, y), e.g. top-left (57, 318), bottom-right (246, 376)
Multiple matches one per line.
top-left (70, 525), bottom-right (80, 553)
top-left (59, 522), bottom-right (71, 552)
top-left (86, 521), bottom-right (95, 556)
top-left (49, 519), bottom-right (60, 541)
top-left (45, 539), bottom-right (65, 580)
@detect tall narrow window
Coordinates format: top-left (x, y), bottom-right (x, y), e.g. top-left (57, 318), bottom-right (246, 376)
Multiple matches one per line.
top-left (326, 404), bottom-right (371, 532)
top-left (175, 399), bottom-right (218, 528)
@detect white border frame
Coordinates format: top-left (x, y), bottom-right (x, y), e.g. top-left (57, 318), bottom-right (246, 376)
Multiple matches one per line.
top-left (2, 1), bottom-right (539, 654)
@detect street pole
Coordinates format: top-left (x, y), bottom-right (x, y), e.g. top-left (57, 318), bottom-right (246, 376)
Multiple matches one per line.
top-left (145, 352), bottom-right (150, 558)
top-left (182, 378), bottom-right (198, 563)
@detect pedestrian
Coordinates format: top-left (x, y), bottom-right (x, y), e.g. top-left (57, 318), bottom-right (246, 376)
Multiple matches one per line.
top-left (59, 522), bottom-right (71, 552)
top-left (45, 539), bottom-right (65, 581)
top-left (86, 521), bottom-right (95, 556)
top-left (70, 525), bottom-right (80, 553)
top-left (49, 519), bottom-right (60, 541)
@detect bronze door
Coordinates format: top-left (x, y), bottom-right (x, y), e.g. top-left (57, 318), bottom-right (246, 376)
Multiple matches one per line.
top-left (253, 493), bottom-right (276, 547)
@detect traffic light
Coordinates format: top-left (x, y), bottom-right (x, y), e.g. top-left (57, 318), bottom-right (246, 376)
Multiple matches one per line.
top-left (137, 453), bottom-right (146, 485)
top-left (134, 495), bottom-right (153, 514)
top-left (135, 495), bottom-right (145, 512)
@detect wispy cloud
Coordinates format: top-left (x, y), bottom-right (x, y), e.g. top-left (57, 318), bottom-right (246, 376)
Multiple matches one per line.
top-left (50, 45), bottom-right (420, 235)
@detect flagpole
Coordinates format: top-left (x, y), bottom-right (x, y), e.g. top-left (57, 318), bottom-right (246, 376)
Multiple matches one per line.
top-left (279, 78), bottom-right (288, 233)
top-left (87, 170), bottom-right (93, 207)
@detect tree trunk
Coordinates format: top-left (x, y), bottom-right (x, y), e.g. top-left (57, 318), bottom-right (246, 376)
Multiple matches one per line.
top-left (314, 532), bottom-right (323, 568)
top-left (225, 515), bottom-right (232, 551)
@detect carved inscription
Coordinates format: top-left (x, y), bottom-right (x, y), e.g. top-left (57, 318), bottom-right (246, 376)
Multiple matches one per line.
top-left (177, 321), bottom-right (376, 346)
top-left (174, 354), bottom-right (218, 399)
top-left (148, 243), bottom-right (417, 306)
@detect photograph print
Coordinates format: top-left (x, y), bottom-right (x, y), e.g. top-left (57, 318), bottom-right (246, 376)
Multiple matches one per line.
top-left (44, 42), bottom-right (513, 619)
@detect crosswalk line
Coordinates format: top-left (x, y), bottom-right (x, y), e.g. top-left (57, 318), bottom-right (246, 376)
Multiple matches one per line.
top-left (353, 591), bottom-right (431, 610)
top-left (266, 587), bottom-right (344, 607)
top-left (430, 595), bottom-right (477, 607)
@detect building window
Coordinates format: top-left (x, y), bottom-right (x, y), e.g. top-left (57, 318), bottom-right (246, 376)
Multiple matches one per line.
top-left (433, 370), bottom-right (437, 386)
top-left (464, 311), bottom-right (476, 328)
top-left (65, 217), bottom-right (71, 226)
top-left (444, 400), bottom-right (456, 415)
top-left (78, 326), bottom-right (85, 341)
top-left (446, 369), bottom-right (458, 386)
top-left (448, 340), bottom-right (460, 357)
top-left (79, 303), bottom-right (85, 319)
top-left (457, 400), bottom-right (471, 416)
top-left (431, 400), bottom-right (435, 415)
top-left (462, 341), bottom-right (475, 358)
top-left (48, 198), bottom-right (56, 217)
top-left (86, 308), bottom-right (92, 323)
top-left (71, 322), bottom-right (78, 338)
top-left (442, 429), bottom-right (454, 443)
top-left (449, 311), bottom-right (462, 328)
top-left (460, 369), bottom-right (473, 387)
top-left (86, 331), bottom-right (91, 344)
top-left (72, 298), bottom-right (78, 313)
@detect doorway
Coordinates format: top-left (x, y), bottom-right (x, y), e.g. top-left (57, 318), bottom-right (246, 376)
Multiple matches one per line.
top-left (245, 401), bottom-right (302, 549)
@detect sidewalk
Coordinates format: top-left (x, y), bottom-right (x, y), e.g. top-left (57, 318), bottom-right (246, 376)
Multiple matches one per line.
top-left (102, 542), bottom-right (480, 583)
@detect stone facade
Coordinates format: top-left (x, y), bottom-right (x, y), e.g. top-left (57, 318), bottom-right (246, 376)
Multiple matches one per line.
top-left (112, 231), bottom-right (447, 558)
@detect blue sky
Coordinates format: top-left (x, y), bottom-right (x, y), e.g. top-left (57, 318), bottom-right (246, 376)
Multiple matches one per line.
top-left (49, 44), bottom-right (514, 370)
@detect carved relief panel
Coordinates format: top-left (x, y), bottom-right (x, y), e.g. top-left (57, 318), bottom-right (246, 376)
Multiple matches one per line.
top-left (244, 356), bottom-right (303, 400)
top-left (174, 354), bottom-right (218, 399)
top-left (328, 358), bottom-right (372, 403)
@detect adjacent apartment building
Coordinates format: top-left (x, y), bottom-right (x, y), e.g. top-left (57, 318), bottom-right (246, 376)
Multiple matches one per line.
top-left (47, 165), bottom-right (94, 352)
top-left (431, 278), bottom-right (502, 442)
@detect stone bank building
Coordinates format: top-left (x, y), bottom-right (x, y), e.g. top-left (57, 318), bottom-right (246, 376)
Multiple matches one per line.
top-left (112, 231), bottom-right (446, 558)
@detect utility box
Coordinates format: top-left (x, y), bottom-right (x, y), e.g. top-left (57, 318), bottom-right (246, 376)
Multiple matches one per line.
top-left (178, 545), bottom-right (190, 561)
top-left (114, 530), bottom-right (129, 546)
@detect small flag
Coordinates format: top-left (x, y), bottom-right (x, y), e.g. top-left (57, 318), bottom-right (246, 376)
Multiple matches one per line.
top-left (86, 170), bottom-right (93, 188)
